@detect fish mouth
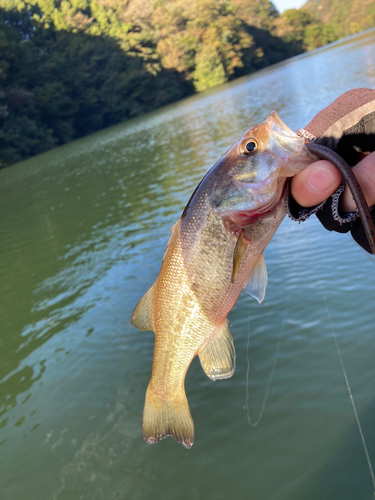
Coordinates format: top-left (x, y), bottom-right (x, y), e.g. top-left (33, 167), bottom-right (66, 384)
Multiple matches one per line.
top-left (220, 185), bottom-right (285, 227)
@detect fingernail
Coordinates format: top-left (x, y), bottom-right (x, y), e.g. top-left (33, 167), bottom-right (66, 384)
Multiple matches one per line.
top-left (307, 166), bottom-right (336, 193)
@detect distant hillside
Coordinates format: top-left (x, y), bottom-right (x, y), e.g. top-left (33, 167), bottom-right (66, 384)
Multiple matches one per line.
top-left (303, 0), bottom-right (375, 37)
top-left (0, 0), bottom-right (373, 167)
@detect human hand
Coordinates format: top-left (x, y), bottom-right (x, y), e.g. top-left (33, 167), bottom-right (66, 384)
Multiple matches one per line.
top-left (290, 151), bottom-right (375, 212)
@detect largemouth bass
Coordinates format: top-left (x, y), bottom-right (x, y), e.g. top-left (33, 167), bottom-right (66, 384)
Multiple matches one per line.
top-left (131, 112), bottom-right (314, 448)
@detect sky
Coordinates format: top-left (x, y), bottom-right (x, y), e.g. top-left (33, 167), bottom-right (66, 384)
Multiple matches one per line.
top-left (272, 0), bottom-right (307, 12)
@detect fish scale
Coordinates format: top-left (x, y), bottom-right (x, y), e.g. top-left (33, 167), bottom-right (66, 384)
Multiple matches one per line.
top-left (131, 112), bottom-right (314, 448)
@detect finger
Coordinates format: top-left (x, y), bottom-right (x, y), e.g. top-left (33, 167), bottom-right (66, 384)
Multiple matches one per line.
top-left (341, 151), bottom-right (375, 212)
top-left (290, 160), bottom-right (342, 208)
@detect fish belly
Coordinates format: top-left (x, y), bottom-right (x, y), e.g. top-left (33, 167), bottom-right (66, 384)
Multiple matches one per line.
top-left (143, 221), bottom-right (220, 449)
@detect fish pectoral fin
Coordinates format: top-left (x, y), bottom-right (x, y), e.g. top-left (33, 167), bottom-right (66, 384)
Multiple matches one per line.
top-left (232, 230), bottom-right (249, 283)
top-left (131, 285), bottom-right (154, 331)
top-left (199, 322), bottom-right (236, 381)
top-left (143, 387), bottom-right (194, 449)
top-left (243, 253), bottom-right (268, 304)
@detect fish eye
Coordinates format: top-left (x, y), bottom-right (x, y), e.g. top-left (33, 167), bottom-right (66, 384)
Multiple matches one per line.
top-left (241, 138), bottom-right (258, 155)
top-left (246, 141), bottom-right (256, 152)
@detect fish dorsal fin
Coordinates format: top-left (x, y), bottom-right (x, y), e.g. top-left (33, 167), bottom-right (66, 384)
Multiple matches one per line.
top-left (131, 285), bottom-right (154, 331)
top-left (232, 229), bottom-right (250, 283)
top-left (199, 322), bottom-right (236, 381)
top-left (244, 253), bottom-right (268, 304)
top-left (162, 219), bottom-right (181, 263)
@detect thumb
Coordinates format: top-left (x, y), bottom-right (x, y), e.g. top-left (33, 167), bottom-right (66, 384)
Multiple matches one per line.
top-left (290, 160), bottom-right (342, 208)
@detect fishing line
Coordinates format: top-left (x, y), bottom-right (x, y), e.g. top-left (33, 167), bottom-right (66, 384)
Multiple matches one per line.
top-left (244, 224), bottom-right (296, 427)
top-left (302, 223), bottom-right (375, 495)
top-left (244, 297), bottom-right (288, 427)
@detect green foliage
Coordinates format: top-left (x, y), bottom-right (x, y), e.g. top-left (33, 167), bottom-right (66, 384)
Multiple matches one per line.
top-left (193, 45), bottom-right (227, 91)
top-left (0, 0), bottom-right (372, 167)
top-left (304, 0), bottom-right (375, 38)
top-left (153, 0), bottom-right (256, 91)
top-left (231, 0), bottom-right (278, 30)
top-left (274, 8), bottom-right (338, 52)
top-left (0, 9), bottom-right (192, 166)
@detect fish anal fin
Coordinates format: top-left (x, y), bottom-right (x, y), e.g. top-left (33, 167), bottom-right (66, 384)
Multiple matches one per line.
top-left (244, 253), bottom-right (268, 304)
top-left (232, 230), bottom-right (250, 283)
top-left (199, 322), bottom-right (236, 381)
top-left (131, 285), bottom-right (154, 331)
top-left (143, 387), bottom-right (194, 449)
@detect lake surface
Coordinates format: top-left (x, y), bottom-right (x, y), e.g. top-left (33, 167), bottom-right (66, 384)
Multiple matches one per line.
top-left (1, 29), bottom-right (375, 500)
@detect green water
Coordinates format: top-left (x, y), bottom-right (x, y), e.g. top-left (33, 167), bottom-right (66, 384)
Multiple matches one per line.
top-left (1, 30), bottom-right (375, 500)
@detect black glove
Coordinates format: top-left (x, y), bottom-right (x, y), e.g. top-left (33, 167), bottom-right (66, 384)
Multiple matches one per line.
top-left (287, 88), bottom-right (375, 254)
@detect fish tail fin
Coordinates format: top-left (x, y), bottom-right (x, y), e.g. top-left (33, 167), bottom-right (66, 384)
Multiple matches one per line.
top-left (142, 386), bottom-right (194, 449)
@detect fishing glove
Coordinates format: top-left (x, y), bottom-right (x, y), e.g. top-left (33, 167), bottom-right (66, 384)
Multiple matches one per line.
top-left (287, 87), bottom-right (375, 254)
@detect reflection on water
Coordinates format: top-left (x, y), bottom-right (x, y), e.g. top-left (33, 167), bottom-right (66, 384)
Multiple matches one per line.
top-left (1, 29), bottom-right (375, 500)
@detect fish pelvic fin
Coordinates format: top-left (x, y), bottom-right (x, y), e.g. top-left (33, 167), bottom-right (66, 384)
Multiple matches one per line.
top-left (131, 285), bottom-right (154, 331)
top-left (143, 387), bottom-right (194, 449)
top-left (243, 253), bottom-right (268, 304)
top-left (199, 322), bottom-right (236, 381)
